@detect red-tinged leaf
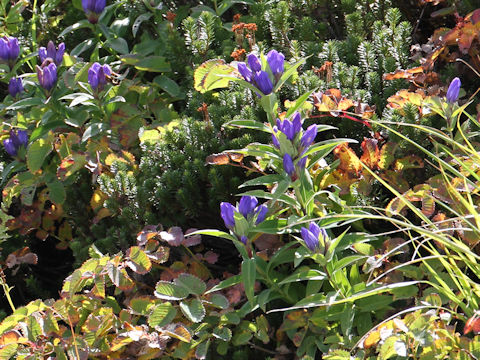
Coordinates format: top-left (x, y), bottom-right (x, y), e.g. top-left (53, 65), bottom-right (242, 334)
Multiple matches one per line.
top-left (126, 246), bottom-right (152, 274)
top-left (383, 66), bottom-right (424, 81)
top-left (422, 196), bottom-right (435, 218)
top-left (0, 330), bottom-right (21, 346)
top-left (464, 314), bottom-right (480, 334)
top-left (334, 143), bottom-right (362, 175)
top-left (163, 324), bottom-right (192, 342)
top-left (394, 155), bottom-right (424, 171)
top-left (360, 138), bottom-right (379, 169)
top-left (381, 170), bottom-right (410, 193)
top-left (148, 246), bottom-right (170, 264)
top-left (91, 275), bottom-right (105, 298)
top-left (137, 225), bottom-right (160, 246)
top-left (205, 153), bottom-right (230, 165)
top-left (160, 227), bottom-right (184, 246)
top-left (183, 228), bottom-right (202, 247)
top-left (203, 251), bottom-right (218, 264)
top-left (56, 153), bottom-right (87, 181)
top-left (378, 142), bottom-right (397, 170)
top-left (106, 262), bottom-right (134, 291)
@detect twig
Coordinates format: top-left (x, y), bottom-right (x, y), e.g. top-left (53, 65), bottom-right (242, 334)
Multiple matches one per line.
top-left (247, 341), bottom-right (279, 355)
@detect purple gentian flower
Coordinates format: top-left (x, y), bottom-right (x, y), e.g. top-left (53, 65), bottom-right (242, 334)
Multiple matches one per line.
top-left (3, 129), bottom-right (28, 157)
top-left (291, 112), bottom-right (302, 134)
top-left (39, 41), bottom-right (65, 66)
top-left (253, 71), bottom-right (273, 95)
top-left (283, 154), bottom-right (295, 177)
top-left (301, 124), bottom-right (317, 148)
top-left (238, 196), bottom-right (258, 219)
top-left (297, 156), bottom-right (307, 170)
top-left (266, 50), bottom-right (285, 76)
top-left (247, 54), bottom-right (262, 72)
top-left (0, 37), bottom-right (19, 68)
top-left (272, 130), bottom-right (280, 148)
top-left (300, 222), bottom-right (328, 252)
top-left (240, 235), bottom-right (248, 245)
top-left (88, 62), bottom-right (112, 91)
top-left (36, 63), bottom-right (57, 91)
top-left (220, 202), bottom-right (236, 229)
top-left (82, 0), bottom-right (106, 24)
top-left (255, 205), bottom-right (268, 225)
top-left (238, 62), bottom-right (252, 83)
top-left (446, 77), bottom-right (461, 103)
top-left (8, 77), bottom-right (23, 98)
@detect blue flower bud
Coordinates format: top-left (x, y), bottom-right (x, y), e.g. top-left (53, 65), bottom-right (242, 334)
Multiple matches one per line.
top-left (3, 129), bottom-right (28, 157)
top-left (238, 196), bottom-right (258, 219)
top-left (291, 112), bottom-right (302, 134)
top-left (82, 0), bottom-right (106, 24)
top-left (272, 128), bottom-right (280, 148)
top-left (253, 70), bottom-right (273, 95)
top-left (266, 50), bottom-right (284, 76)
top-left (15, 130), bottom-right (28, 148)
top-left (301, 124), bottom-right (317, 148)
top-left (238, 62), bottom-right (252, 83)
top-left (3, 138), bottom-right (16, 156)
top-left (446, 77), bottom-right (461, 103)
top-left (36, 63), bottom-right (57, 91)
top-left (8, 77), bottom-right (23, 98)
top-left (0, 37), bottom-right (19, 67)
top-left (297, 156), bottom-right (307, 170)
top-left (88, 62), bottom-right (112, 91)
top-left (283, 153), bottom-right (295, 176)
top-left (255, 205), bottom-right (268, 225)
top-left (39, 41), bottom-right (65, 66)
top-left (300, 222), bottom-right (328, 253)
top-left (247, 54), bottom-right (262, 72)
top-left (220, 202), bottom-right (236, 229)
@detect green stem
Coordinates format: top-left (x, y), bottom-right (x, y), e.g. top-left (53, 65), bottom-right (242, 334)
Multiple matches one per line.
top-left (0, 271), bottom-right (15, 312)
top-left (256, 265), bottom-right (295, 305)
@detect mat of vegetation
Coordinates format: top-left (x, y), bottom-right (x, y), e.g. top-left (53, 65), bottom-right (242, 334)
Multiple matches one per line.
top-left (0, 0), bottom-right (480, 358)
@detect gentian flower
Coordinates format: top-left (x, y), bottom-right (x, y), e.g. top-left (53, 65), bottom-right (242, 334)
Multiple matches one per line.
top-left (8, 77), bottom-right (23, 98)
top-left (238, 196), bottom-right (258, 219)
top-left (283, 154), bottom-right (295, 177)
top-left (446, 77), bottom-right (461, 103)
top-left (238, 62), bottom-right (252, 83)
top-left (88, 62), bottom-right (111, 91)
top-left (82, 0), bottom-right (106, 24)
top-left (36, 63), bottom-right (57, 91)
top-left (266, 50), bottom-right (285, 77)
top-left (3, 129), bottom-right (28, 157)
top-left (300, 222), bottom-right (328, 253)
top-left (297, 155), bottom-right (307, 170)
top-left (247, 54), bottom-right (262, 72)
top-left (39, 41), bottom-right (65, 66)
top-left (220, 202), bottom-right (236, 229)
top-left (255, 205), bottom-right (268, 225)
top-left (253, 71), bottom-right (273, 95)
top-left (0, 37), bottom-right (19, 68)
top-left (219, 196), bottom-right (268, 245)
top-left (272, 128), bottom-right (280, 149)
top-left (301, 124), bottom-right (318, 148)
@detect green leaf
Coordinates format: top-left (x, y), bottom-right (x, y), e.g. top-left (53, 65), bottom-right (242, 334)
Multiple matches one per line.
top-left (205, 275), bottom-right (241, 294)
top-left (174, 273), bottom-right (206, 296)
top-left (154, 281), bottom-right (189, 300)
top-left (46, 179), bottom-right (66, 205)
top-left (105, 37), bottom-right (129, 54)
top-left (241, 258), bottom-right (256, 304)
top-left (154, 75), bottom-right (182, 98)
top-left (194, 59), bottom-right (236, 93)
top-left (213, 326), bottom-right (232, 341)
top-left (58, 19), bottom-right (92, 37)
top-left (148, 302), bottom-right (177, 328)
top-left (129, 296), bottom-right (155, 315)
top-left (120, 55), bottom-right (171, 72)
top-left (209, 294), bottom-right (229, 309)
top-left (179, 298), bottom-right (205, 323)
top-left (27, 137), bottom-right (53, 173)
top-left (126, 246), bottom-right (152, 274)
top-left (7, 97), bottom-right (44, 110)
top-left (82, 123), bottom-right (108, 142)
top-left (132, 13), bottom-right (152, 37)
top-left (239, 174), bottom-right (284, 188)
top-left (225, 119), bottom-right (271, 133)
top-left (278, 267), bottom-right (326, 285)
top-left (195, 339), bottom-right (210, 360)
top-left (274, 57), bottom-right (306, 92)
top-left (285, 89), bottom-right (314, 117)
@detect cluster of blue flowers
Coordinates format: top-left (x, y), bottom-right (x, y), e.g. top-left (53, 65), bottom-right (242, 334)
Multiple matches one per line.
top-left (300, 222), bottom-right (329, 254)
top-left (3, 129), bottom-right (28, 157)
top-left (237, 50), bottom-right (285, 96)
top-left (220, 196), bottom-right (268, 244)
top-left (272, 111), bottom-right (318, 179)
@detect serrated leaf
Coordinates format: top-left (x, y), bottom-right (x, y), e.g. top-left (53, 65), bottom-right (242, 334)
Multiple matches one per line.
top-left (46, 179), bottom-right (66, 205)
top-left (126, 246), bottom-right (152, 274)
top-left (129, 296), bottom-right (155, 315)
top-left (195, 339), bottom-right (210, 360)
top-left (106, 262), bottom-right (134, 291)
top-left (27, 137), bottom-right (53, 173)
top-left (209, 294), bottom-right (229, 309)
top-left (154, 281), bottom-right (189, 300)
top-left (174, 273), bottom-right (206, 296)
top-left (164, 324), bottom-right (191, 342)
top-left (148, 302), bottom-right (176, 328)
top-left (212, 326), bottom-right (232, 342)
top-left (194, 59), bottom-right (236, 93)
top-left (179, 298), bottom-right (205, 323)
top-left (378, 142), bottom-right (397, 170)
